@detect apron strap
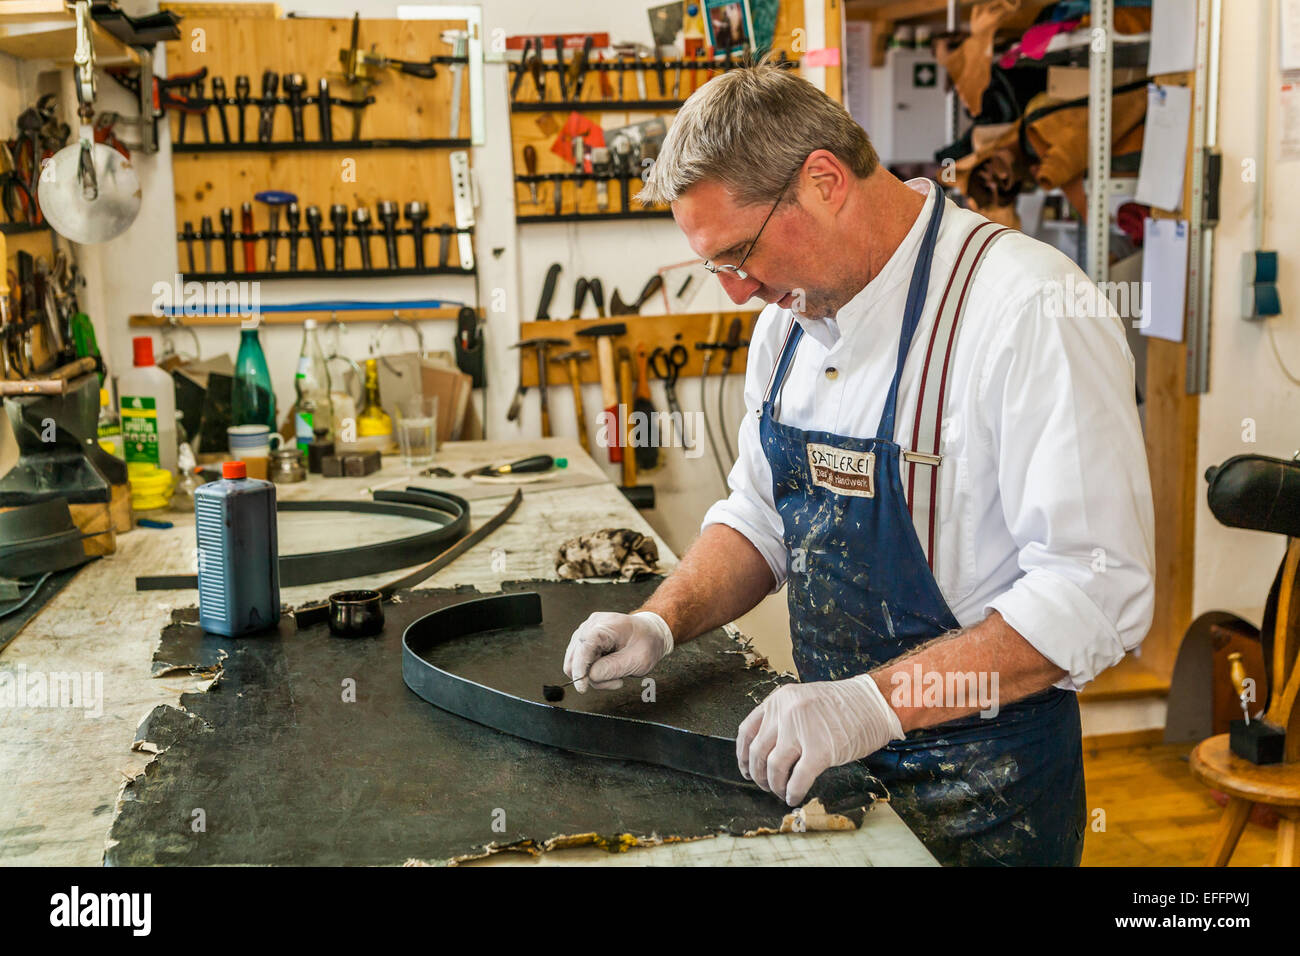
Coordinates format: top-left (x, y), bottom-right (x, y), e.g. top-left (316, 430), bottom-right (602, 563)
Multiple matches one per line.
top-left (761, 315), bottom-right (805, 410)
top-left (877, 181), bottom-right (946, 442)
top-left (905, 220), bottom-right (1012, 569)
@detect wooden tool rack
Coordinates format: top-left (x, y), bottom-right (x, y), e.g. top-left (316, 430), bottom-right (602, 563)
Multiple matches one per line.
top-left (162, 7), bottom-right (478, 282)
top-left (505, 35), bottom-right (800, 225)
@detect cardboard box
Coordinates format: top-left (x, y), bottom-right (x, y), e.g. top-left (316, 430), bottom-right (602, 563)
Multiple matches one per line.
top-left (1047, 66), bottom-right (1145, 101)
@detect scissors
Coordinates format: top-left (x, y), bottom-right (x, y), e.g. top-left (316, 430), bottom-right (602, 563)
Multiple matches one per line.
top-left (649, 344), bottom-right (688, 434)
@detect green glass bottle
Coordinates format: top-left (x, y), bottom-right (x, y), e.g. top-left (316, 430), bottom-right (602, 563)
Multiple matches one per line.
top-left (232, 326), bottom-right (276, 429)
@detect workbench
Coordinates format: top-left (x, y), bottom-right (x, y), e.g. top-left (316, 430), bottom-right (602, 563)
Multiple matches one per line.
top-left (0, 438), bottom-right (936, 866)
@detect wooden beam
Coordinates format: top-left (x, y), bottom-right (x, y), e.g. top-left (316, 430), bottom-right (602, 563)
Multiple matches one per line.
top-left (825, 0), bottom-right (845, 103)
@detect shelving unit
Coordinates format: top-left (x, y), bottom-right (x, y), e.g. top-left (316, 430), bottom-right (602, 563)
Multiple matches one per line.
top-left (0, 0), bottom-right (139, 66)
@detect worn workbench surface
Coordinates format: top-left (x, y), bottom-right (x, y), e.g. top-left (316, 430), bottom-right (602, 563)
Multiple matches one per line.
top-left (0, 438), bottom-right (936, 866)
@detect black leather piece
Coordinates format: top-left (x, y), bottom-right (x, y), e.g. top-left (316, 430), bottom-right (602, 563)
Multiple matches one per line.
top-left (1205, 454), bottom-right (1300, 538)
top-left (402, 591), bottom-right (887, 815)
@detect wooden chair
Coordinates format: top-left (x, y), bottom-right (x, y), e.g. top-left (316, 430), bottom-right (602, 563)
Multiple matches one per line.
top-left (1190, 538), bottom-right (1300, 866)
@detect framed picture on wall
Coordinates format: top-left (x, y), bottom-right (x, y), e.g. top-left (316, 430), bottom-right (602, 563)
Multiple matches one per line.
top-left (704, 0), bottom-right (754, 55)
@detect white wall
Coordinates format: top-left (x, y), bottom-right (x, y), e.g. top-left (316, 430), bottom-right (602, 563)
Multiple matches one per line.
top-left (1193, 0), bottom-right (1298, 627)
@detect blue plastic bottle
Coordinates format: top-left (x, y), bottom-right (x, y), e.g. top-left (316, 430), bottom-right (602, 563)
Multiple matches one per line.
top-left (196, 460), bottom-right (280, 636)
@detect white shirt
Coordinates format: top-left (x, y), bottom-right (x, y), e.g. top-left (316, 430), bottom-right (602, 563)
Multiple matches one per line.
top-left (702, 179), bottom-right (1156, 691)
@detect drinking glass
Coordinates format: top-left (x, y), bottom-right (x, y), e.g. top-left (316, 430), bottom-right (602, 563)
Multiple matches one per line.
top-left (397, 395), bottom-right (437, 466)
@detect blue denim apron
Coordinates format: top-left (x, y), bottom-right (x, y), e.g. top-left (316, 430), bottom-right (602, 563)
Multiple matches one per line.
top-left (757, 189), bottom-right (1085, 866)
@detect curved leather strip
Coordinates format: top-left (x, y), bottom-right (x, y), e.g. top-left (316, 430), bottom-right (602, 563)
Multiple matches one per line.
top-left (135, 490), bottom-right (472, 591)
top-left (379, 490), bottom-right (523, 598)
top-left (402, 592), bottom-right (885, 812)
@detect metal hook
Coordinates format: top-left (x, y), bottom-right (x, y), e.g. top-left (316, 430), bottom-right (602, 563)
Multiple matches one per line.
top-left (159, 316), bottom-right (201, 363)
top-left (373, 309), bottom-right (424, 377)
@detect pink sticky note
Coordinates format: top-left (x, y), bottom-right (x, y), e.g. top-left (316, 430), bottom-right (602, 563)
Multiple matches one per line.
top-left (803, 47), bottom-right (841, 67)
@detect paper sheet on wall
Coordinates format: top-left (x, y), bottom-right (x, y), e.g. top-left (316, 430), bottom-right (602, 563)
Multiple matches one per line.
top-left (1134, 84), bottom-right (1191, 212)
top-left (845, 20), bottom-right (872, 128)
top-left (1140, 218), bottom-right (1188, 342)
top-left (1282, 81), bottom-right (1300, 162)
top-left (1282, 0), bottom-right (1300, 71)
top-left (1147, 0), bottom-right (1197, 74)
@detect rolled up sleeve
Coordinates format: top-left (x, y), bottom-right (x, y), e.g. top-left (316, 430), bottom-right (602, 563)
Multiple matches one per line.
top-left (701, 307), bottom-right (789, 592)
top-left (980, 277), bottom-right (1156, 691)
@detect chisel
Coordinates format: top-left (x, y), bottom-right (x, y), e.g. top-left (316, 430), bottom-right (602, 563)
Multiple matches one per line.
top-left (317, 78), bottom-right (333, 142)
top-left (182, 221), bottom-right (196, 273)
top-left (241, 202), bottom-right (256, 272)
top-left (220, 206), bottom-right (234, 272)
top-left (234, 74), bottom-right (250, 143)
top-left (199, 215), bottom-right (214, 272)
top-left (306, 205), bottom-right (325, 271)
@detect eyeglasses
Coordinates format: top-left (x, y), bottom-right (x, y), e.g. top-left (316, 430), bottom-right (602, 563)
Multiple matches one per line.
top-left (702, 168), bottom-right (799, 280)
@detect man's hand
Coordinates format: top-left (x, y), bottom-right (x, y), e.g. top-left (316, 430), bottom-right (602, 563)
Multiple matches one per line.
top-left (562, 611), bottom-right (674, 693)
top-left (736, 674), bottom-right (904, 806)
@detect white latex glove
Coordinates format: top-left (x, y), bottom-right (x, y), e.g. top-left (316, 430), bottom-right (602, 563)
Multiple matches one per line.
top-left (562, 611), bottom-right (674, 693)
top-left (736, 674), bottom-right (905, 806)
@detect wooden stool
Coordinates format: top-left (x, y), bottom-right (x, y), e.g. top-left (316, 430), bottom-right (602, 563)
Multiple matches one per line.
top-left (1189, 734), bottom-right (1300, 866)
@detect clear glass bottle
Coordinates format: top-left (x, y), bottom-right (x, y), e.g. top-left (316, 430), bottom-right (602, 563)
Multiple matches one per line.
top-left (232, 325), bottom-right (276, 429)
top-left (293, 318), bottom-right (334, 454)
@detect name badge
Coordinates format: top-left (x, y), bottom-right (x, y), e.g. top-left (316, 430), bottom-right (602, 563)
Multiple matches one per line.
top-left (805, 443), bottom-right (875, 498)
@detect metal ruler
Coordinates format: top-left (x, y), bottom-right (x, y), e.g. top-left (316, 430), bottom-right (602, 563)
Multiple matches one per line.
top-left (1087, 0), bottom-right (1114, 284)
top-left (1184, 0), bottom-right (1223, 395)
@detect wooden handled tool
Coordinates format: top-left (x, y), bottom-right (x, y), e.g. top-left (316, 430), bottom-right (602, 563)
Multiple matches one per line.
top-left (552, 349), bottom-right (591, 454)
top-left (577, 322), bottom-right (625, 463)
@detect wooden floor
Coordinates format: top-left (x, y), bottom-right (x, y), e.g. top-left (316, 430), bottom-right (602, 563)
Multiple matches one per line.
top-left (1081, 742), bottom-right (1277, 867)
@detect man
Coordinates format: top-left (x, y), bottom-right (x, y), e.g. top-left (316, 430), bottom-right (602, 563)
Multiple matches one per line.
top-left (562, 63), bottom-right (1155, 866)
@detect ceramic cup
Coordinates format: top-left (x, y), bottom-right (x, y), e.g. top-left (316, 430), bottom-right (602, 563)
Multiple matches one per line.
top-left (228, 424), bottom-right (283, 459)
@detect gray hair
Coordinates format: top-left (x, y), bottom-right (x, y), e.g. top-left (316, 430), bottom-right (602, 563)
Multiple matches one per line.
top-left (638, 61), bottom-right (879, 208)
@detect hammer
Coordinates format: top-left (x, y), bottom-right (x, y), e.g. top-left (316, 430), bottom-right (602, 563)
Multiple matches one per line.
top-left (576, 322), bottom-right (626, 463)
top-left (551, 348), bottom-right (591, 454)
top-left (511, 337), bottom-right (569, 436)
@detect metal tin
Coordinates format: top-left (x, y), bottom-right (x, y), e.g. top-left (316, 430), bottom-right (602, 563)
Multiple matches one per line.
top-left (269, 447), bottom-right (306, 483)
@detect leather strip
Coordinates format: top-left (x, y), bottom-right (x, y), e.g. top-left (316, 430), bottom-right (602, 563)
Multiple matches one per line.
top-left (402, 591), bottom-right (884, 813)
top-left (135, 488), bottom-right (472, 591)
top-left (379, 490), bottom-right (522, 597)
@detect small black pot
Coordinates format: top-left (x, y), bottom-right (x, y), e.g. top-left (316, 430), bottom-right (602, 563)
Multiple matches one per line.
top-left (328, 589), bottom-right (385, 637)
